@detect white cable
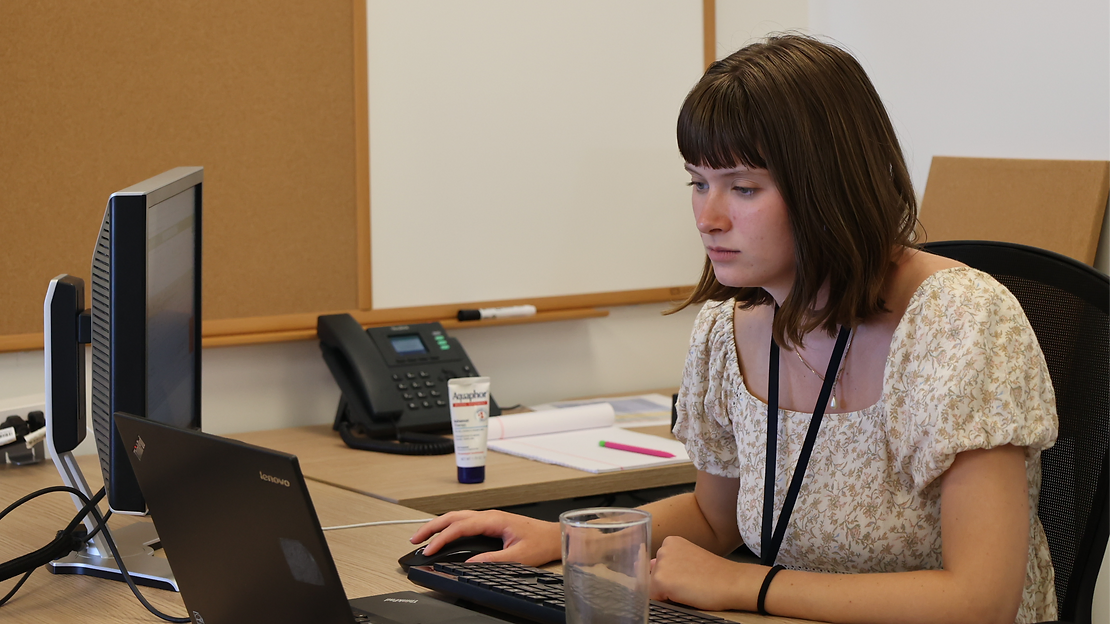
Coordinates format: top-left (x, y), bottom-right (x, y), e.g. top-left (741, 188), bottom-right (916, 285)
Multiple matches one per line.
top-left (321, 518), bottom-right (430, 531)
top-left (23, 427), bottom-right (46, 448)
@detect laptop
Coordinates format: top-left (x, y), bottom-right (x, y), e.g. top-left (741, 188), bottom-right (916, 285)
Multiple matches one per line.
top-left (113, 412), bottom-right (507, 624)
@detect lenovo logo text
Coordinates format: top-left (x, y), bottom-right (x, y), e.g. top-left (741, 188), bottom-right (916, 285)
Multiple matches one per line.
top-left (260, 472), bottom-right (291, 487)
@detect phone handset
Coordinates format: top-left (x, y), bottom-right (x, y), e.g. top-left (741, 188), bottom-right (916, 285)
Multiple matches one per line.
top-left (317, 313), bottom-right (404, 422)
top-left (317, 314), bottom-right (454, 455)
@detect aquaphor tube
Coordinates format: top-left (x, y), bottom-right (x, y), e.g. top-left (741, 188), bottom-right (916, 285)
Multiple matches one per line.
top-left (448, 376), bottom-right (491, 483)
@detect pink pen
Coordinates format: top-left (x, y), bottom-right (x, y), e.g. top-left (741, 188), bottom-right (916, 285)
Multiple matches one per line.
top-left (598, 440), bottom-right (675, 458)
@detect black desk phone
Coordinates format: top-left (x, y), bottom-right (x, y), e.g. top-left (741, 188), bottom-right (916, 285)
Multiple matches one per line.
top-left (317, 314), bottom-right (501, 455)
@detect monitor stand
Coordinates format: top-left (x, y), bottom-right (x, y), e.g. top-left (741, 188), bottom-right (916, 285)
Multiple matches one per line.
top-left (44, 447), bottom-right (178, 591)
top-left (42, 274), bottom-right (177, 591)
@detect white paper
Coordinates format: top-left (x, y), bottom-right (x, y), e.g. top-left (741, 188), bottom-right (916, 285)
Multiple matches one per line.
top-left (488, 426), bottom-right (689, 473)
top-left (486, 403), bottom-right (614, 441)
top-left (530, 393), bottom-right (673, 427)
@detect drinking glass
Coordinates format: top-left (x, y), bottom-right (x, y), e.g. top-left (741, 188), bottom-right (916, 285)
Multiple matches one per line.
top-left (560, 507), bottom-right (651, 624)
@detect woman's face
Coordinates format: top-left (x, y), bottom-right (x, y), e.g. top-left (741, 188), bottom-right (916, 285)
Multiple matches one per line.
top-left (686, 163), bottom-right (796, 301)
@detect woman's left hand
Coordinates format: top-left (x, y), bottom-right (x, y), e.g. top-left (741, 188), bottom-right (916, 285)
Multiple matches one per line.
top-left (649, 535), bottom-right (761, 612)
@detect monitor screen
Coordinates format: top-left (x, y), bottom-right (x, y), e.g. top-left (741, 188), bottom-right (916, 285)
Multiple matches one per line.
top-left (91, 167), bottom-right (203, 514)
top-left (145, 189), bottom-right (196, 429)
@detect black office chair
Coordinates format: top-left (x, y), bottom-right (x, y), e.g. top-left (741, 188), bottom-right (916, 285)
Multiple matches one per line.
top-left (923, 240), bottom-right (1109, 624)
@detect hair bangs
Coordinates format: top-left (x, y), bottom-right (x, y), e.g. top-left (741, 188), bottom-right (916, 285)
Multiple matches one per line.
top-left (669, 35), bottom-right (920, 347)
top-left (677, 76), bottom-right (765, 171)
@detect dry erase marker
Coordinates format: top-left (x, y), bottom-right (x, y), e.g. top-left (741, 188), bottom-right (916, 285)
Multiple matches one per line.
top-left (457, 304), bottom-right (537, 321)
top-left (598, 440), bottom-right (675, 458)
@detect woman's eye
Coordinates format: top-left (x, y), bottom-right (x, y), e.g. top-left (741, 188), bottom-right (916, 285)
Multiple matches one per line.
top-left (734, 186), bottom-right (756, 196)
top-left (687, 180), bottom-right (708, 192)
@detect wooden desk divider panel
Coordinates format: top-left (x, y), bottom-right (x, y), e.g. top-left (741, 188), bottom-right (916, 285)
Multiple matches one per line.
top-left (919, 156), bottom-right (1110, 266)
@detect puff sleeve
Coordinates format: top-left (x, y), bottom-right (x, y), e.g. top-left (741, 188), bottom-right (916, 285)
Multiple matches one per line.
top-left (673, 301), bottom-right (742, 477)
top-left (885, 268), bottom-right (1058, 491)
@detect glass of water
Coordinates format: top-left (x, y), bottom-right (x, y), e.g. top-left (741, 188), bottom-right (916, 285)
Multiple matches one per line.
top-left (560, 508), bottom-right (652, 624)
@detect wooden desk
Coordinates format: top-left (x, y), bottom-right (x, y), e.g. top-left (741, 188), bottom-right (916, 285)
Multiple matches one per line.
top-left (0, 455), bottom-right (427, 623)
top-left (0, 450), bottom-right (808, 621)
top-left (230, 423), bottom-right (697, 515)
top-left (0, 455), bottom-right (814, 624)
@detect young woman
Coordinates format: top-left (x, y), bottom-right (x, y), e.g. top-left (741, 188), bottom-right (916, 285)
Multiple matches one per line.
top-left (411, 35), bottom-right (1058, 624)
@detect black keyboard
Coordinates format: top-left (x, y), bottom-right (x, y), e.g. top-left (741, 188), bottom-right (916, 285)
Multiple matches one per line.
top-left (407, 561), bottom-right (729, 624)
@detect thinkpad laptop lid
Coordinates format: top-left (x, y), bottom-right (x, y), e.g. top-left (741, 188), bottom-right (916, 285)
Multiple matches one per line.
top-left (114, 412), bottom-right (504, 624)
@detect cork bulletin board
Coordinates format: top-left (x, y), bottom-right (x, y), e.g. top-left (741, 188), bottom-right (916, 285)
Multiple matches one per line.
top-left (0, 0), bottom-right (365, 350)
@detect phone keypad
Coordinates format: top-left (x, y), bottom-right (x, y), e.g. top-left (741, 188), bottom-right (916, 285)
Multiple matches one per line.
top-left (393, 367), bottom-right (470, 411)
top-left (391, 364), bottom-right (484, 412)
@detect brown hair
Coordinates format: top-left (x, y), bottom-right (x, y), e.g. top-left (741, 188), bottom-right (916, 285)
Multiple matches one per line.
top-left (671, 34), bottom-right (919, 348)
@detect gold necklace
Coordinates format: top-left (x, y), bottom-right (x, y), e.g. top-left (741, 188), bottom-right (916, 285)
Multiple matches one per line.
top-left (794, 329), bottom-right (854, 409)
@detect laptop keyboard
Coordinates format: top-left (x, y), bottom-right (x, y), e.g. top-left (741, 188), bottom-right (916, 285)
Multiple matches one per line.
top-left (407, 561), bottom-right (729, 624)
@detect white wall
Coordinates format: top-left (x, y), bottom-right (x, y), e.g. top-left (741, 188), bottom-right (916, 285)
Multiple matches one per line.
top-left (810, 0), bottom-right (1110, 274)
top-left (715, 0), bottom-right (1110, 274)
top-left (715, 0), bottom-right (809, 53)
top-left (0, 303), bottom-right (700, 458)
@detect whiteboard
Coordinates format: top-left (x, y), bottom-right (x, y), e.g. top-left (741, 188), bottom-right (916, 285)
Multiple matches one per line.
top-left (367, 0), bottom-right (708, 309)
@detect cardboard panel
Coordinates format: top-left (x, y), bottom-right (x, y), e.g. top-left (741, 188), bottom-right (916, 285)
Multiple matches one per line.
top-left (920, 157), bottom-right (1110, 265)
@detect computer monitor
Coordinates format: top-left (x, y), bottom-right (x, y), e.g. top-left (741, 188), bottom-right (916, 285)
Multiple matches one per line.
top-left (90, 166), bottom-right (204, 514)
top-left (43, 166), bottom-right (203, 590)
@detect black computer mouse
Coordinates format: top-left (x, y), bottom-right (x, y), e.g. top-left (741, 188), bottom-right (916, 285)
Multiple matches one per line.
top-left (398, 535), bottom-right (504, 571)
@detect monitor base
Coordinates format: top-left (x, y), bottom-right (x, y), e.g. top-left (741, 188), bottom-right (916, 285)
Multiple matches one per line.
top-left (47, 521), bottom-right (178, 592)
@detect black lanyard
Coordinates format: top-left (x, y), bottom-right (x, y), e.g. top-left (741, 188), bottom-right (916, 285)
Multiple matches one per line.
top-left (760, 322), bottom-right (852, 567)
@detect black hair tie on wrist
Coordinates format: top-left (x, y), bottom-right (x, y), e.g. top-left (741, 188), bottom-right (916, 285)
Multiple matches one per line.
top-left (757, 564), bottom-right (786, 616)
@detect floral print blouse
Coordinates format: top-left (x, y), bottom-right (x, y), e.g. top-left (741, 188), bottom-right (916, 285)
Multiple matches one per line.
top-left (673, 267), bottom-right (1058, 623)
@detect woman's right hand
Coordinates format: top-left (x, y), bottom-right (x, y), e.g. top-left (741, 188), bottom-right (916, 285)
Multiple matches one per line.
top-left (409, 510), bottom-right (561, 567)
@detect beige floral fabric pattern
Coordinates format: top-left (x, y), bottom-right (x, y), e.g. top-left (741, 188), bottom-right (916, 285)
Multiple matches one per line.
top-left (673, 267), bottom-right (1058, 623)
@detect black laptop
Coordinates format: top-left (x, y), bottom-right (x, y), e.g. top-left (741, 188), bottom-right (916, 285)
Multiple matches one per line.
top-left (113, 412), bottom-right (505, 624)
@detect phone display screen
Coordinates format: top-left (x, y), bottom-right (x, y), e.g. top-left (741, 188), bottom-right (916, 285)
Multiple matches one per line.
top-left (389, 334), bottom-right (428, 356)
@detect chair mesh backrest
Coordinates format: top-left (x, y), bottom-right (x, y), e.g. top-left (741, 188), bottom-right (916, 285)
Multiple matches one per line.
top-left (924, 241), bottom-right (1110, 617)
top-left (995, 273), bottom-right (1109, 611)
